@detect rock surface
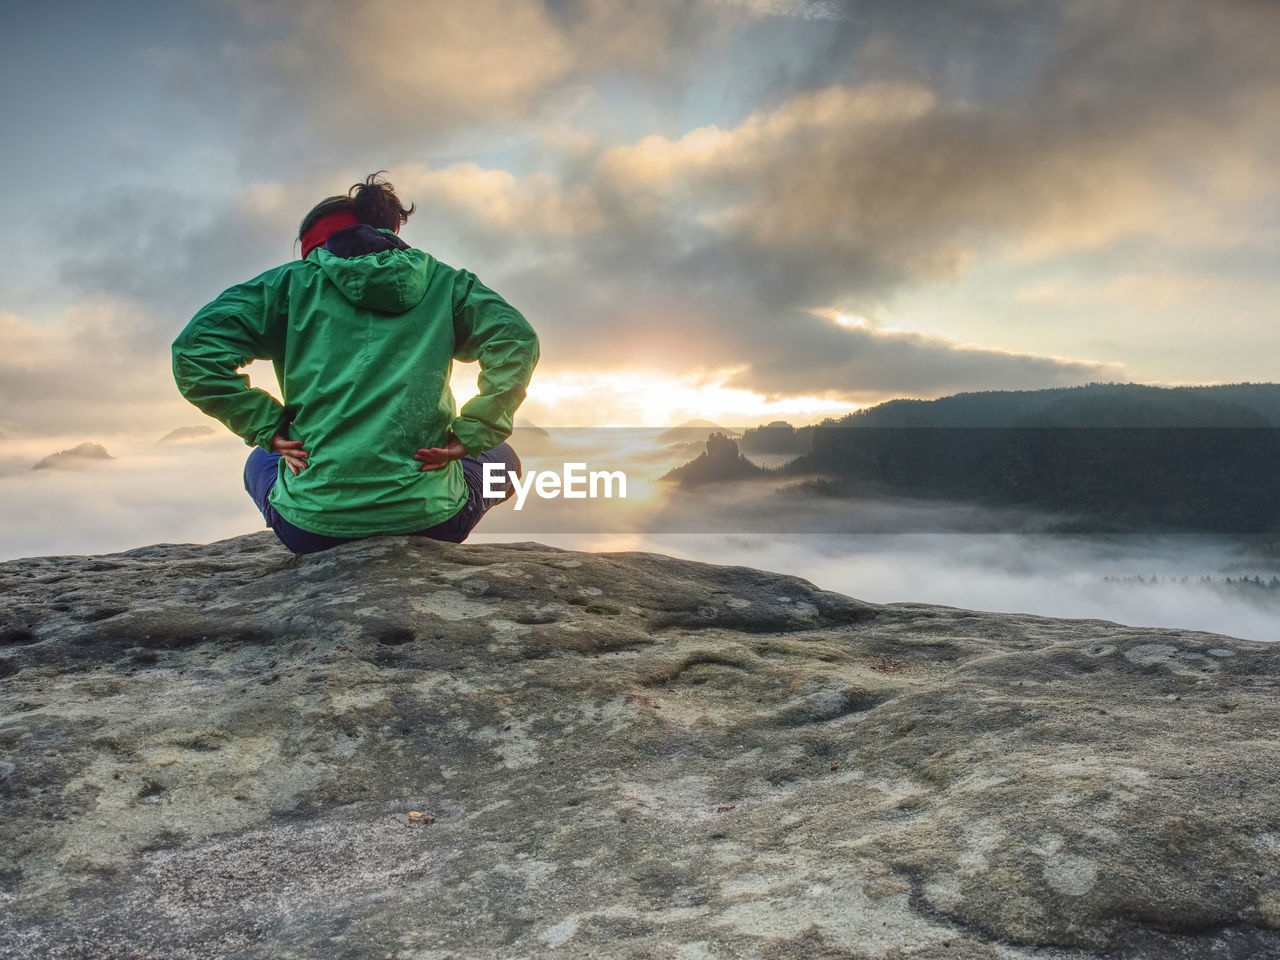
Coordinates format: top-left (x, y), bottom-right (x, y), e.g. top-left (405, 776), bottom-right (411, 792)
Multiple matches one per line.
top-left (1, 533), bottom-right (1278, 960)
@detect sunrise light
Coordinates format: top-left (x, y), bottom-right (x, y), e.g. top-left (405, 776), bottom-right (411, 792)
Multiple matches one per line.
top-left (510, 367), bottom-right (861, 427)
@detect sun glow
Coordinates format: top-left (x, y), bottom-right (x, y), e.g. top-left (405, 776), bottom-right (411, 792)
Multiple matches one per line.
top-left (244, 360), bottom-right (857, 431)
top-left (508, 367), bottom-right (861, 427)
top-left (833, 312), bottom-right (871, 329)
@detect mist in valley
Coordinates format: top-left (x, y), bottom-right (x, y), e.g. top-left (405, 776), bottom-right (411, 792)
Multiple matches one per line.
top-left (3, 425), bottom-right (1277, 643)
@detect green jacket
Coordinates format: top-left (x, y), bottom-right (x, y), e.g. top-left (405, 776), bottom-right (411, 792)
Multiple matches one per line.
top-left (172, 242), bottom-right (539, 537)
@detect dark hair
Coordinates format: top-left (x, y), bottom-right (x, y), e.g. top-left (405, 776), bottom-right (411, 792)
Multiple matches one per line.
top-left (298, 171), bottom-right (415, 240)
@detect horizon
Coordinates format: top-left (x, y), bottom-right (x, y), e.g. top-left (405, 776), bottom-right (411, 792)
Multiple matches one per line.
top-left (12, 377), bottom-right (1280, 450)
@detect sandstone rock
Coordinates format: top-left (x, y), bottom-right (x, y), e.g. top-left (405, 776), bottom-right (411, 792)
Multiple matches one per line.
top-left (0, 533), bottom-right (1277, 959)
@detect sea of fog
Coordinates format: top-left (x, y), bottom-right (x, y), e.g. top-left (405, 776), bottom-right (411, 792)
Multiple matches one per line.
top-left (2, 427), bottom-right (1277, 642)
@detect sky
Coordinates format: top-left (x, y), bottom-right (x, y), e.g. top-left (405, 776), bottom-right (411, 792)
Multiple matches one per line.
top-left (2, 0), bottom-right (1278, 443)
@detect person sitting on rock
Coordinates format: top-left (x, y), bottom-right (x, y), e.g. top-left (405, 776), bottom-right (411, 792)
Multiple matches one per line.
top-left (172, 172), bottom-right (539, 555)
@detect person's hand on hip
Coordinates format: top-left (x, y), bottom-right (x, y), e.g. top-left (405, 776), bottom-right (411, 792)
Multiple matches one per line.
top-left (271, 429), bottom-right (310, 475)
top-left (414, 433), bottom-right (466, 471)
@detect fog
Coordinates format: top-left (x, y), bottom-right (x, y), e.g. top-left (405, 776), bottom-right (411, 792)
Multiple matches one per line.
top-left (0, 430), bottom-right (269, 560)
top-left (2, 427), bottom-right (1276, 642)
top-left (510, 532), bottom-right (1279, 643)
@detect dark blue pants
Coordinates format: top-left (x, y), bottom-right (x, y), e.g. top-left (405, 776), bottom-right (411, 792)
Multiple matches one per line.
top-left (244, 443), bottom-right (521, 555)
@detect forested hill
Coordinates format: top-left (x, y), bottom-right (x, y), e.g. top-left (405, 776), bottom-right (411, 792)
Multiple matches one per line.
top-left (731, 383), bottom-right (1280, 533)
top-left (828, 381), bottom-right (1280, 428)
top-left (739, 382), bottom-right (1280, 456)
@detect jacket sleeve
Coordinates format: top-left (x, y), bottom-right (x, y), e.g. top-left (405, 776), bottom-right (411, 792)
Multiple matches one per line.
top-left (171, 270), bottom-right (291, 452)
top-left (449, 269), bottom-right (540, 456)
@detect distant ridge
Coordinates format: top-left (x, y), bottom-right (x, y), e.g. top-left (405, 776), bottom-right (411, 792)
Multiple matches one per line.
top-left (823, 381), bottom-right (1280, 428)
top-left (513, 418), bottom-right (549, 437)
top-left (676, 383), bottom-right (1280, 532)
top-left (157, 425), bottom-right (215, 444)
top-left (32, 442), bottom-right (113, 471)
top-left (657, 419), bottom-right (727, 443)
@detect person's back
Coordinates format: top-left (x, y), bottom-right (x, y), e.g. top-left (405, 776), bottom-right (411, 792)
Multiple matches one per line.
top-left (171, 173), bottom-right (539, 553)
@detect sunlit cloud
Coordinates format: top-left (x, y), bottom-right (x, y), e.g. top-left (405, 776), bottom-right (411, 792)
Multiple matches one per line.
top-left (0, 302), bottom-right (184, 437)
top-left (833, 312), bottom-right (871, 330)
top-left (1014, 273), bottom-right (1220, 310)
top-left (517, 367), bottom-right (860, 427)
top-left (391, 162), bottom-right (605, 239)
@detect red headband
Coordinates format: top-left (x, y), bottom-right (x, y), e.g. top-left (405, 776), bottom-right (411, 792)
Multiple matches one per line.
top-left (300, 210), bottom-right (361, 259)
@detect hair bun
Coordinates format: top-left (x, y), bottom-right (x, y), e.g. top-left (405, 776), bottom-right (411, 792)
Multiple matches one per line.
top-left (349, 171), bottom-right (415, 232)
top-left (296, 172), bottom-right (415, 252)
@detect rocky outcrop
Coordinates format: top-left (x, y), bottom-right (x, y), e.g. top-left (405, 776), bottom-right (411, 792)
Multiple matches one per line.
top-left (1, 533), bottom-right (1278, 959)
top-left (31, 442), bottom-right (113, 471)
top-left (157, 426), bottom-right (216, 444)
top-left (662, 434), bottom-right (764, 486)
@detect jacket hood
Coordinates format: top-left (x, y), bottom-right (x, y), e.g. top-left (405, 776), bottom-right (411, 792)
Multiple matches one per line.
top-left (312, 246), bottom-right (435, 314)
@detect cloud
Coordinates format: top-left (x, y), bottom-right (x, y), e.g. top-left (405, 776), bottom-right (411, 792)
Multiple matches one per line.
top-left (1014, 273), bottom-right (1220, 310)
top-left (358, 75), bottom-right (1158, 396)
top-left (353, 0), bottom-right (1278, 398)
top-left (392, 163), bottom-right (605, 240)
top-left (32, 0), bottom-right (1279, 425)
top-left (0, 431), bottom-right (265, 560)
top-left (221, 0), bottom-right (722, 147)
top-left (54, 184), bottom-right (304, 319)
top-left (590, 63), bottom-right (1273, 283)
top-left (0, 304), bottom-right (192, 436)
top-left (261, 0), bottom-right (572, 126)
top-left (27, 178), bottom-right (337, 439)
top-left (710, 0), bottom-right (845, 19)
top-left (729, 314), bottom-right (1125, 399)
